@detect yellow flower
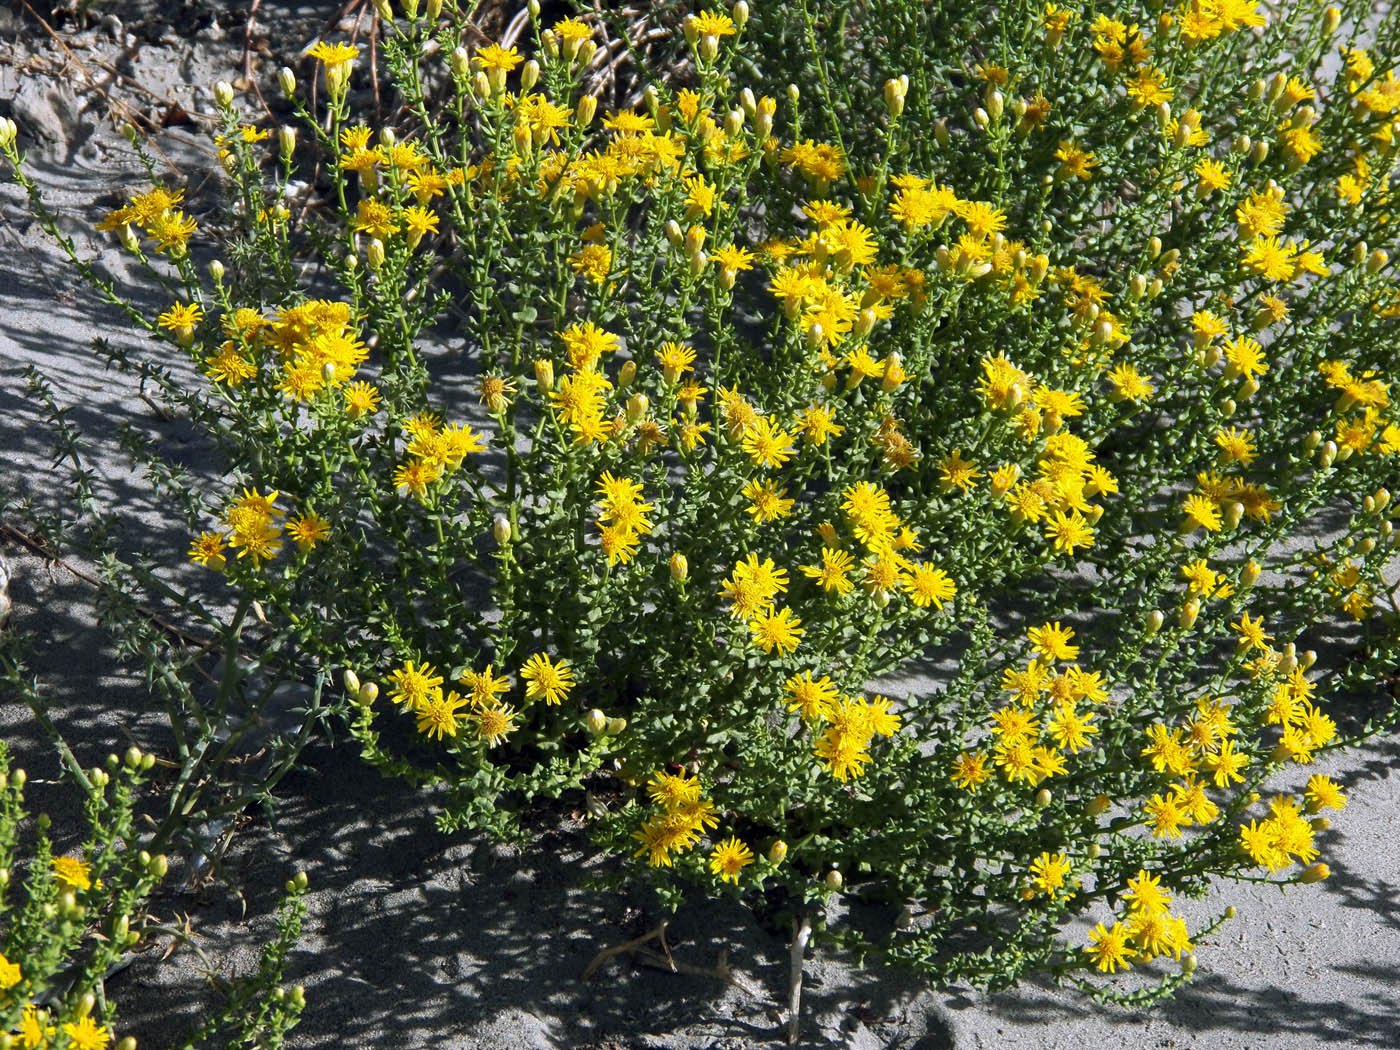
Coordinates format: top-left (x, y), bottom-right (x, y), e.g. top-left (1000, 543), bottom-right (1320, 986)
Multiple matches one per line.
top-left (740, 416), bottom-right (796, 469)
top-left (61, 1017), bottom-right (110, 1050)
top-left (308, 41), bottom-right (360, 69)
top-left (520, 653), bottom-right (575, 704)
top-left (950, 751), bottom-right (991, 790)
top-left (474, 43), bottom-right (523, 72)
top-left (742, 478), bottom-right (795, 523)
top-left (471, 700), bottom-right (519, 746)
top-left (188, 531), bottom-right (227, 570)
top-left (903, 564), bottom-right (956, 609)
top-left (799, 547), bottom-right (856, 596)
top-left (389, 660), bottom-right (444, 710)
top-left (415, 689), bottom-right (471, 740)
top-left (1027, 851), bottom-right (1072, 897)
top-left (709, 836), bottom-right (754, 883)
top-left (691, 10), bottom-right (738, 37)
top-left (1054, 140), bottom-right (1098, 179)
top-left (286, 512), bottom-right (329, 552)
top-left (0, 951), bottom-right (21, 990)
top-left (52, 855), bottom-right (93, 890)
top-left (1044, 509), bottom-right (1094, 554)
top-left (749, 606), bottom-right (803, 655)
top-left (1027, 621), bottom-right (1078, 662)
top-left (1085, 922), bottom-right (1132, 973)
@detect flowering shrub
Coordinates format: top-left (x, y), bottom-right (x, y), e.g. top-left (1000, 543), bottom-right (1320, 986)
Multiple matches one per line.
top-left (5, 0), bottom-right (1400, 1006)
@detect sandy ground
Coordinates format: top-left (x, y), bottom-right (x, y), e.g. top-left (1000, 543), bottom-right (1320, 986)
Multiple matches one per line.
top-left (3, 4), bottom-right (1400, 1048)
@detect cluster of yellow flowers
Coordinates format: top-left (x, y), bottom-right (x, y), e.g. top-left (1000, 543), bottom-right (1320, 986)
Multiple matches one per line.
top-left (95, 186), bottom-right (197, 257)
top-left (630, 770), bottom-right (722, 871)
top-left (1238, 775), bottom-right (1347, 873)
top-left (193, 300), bottom-right (370, 405)
top-left (1083, 869), bottom-right (1197, 974)
top-left (391, 413), bottom-right (488, 502)
top-left (593, 472), bottom-right (654, 566)
top-left (380, 659), bottom-right (518, 745)
top-left (808, 689), bottom-right (902, 782)
top-left (952, 622), bottom-right (1106, 791)
top-left (188, 488), bottom-right (327, 569)
top-left (1, 854), bottom-right (113, 1050)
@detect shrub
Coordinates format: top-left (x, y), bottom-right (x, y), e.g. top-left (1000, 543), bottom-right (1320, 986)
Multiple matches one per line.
top-left (4, 0), bottom-right (1400, 1007)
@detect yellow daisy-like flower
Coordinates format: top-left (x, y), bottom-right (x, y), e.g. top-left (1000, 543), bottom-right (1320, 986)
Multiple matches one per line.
top-left (709, 836), bottom-right (755, 883)
top-left (61, 1017), bottom-right (110, 1050)
top-left (415, 689), bottom-right (471, 740)
top-left (286, 512), bottom-right (329, 552)
top-left (188, 531), bottom-right (227, 570)
top-left (388, 660), bottom-right (444, 710)
top-left (520, 653), bottom-right (575, 705)
top-left (52, 855), bottom-right (92, 891)
top-left (471, 700), bottom-right (519, 746)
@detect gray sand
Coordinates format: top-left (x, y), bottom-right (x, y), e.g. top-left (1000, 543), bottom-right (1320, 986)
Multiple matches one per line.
top-left (2, 6), bottom-right (1399, 1048)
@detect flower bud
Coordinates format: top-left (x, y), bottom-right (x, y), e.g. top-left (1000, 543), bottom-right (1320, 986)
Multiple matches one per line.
top-left (985, 88), bottom-right (1003, 121)
top-left (451, 46), bottom-right (471, 77)
top-left (373, 0), bottom-right (393, 21)
top-left (824, 869), bottom-right (843, 890)
top-left (1033, 787), bottom-right (1052, 808)
top-left (1181, 953), bottom-right (1198, 975)
top-left (343, 669), bottom-right (361, 695)
top-left (767, 839), bottom-right (788, 864)
top-left (732, 0), bottom-right (748, 28)
top-left (1178, 598), bottom-right (1200, 629)
top-left (585, 709), bottom-right (608, 734)
top-left (0, 117), bottom-right (17, 150)
top-left (934, 118), bottom-right (949, 146)
top-left (149, 854), bottom-right (169, 878)
top-left (1323, 6), bottom-right (1341, 33)
top-left (787, 83), bottom-right (800, 105)
top-left (606, 716), bottom-right (627, 735)
top-left (278, 66), bottom-right (297, 97)
top-left (358, 682), bottom-right (379, 705)
top-left (492, 514), bottom-right (512, 545)
top-left (278, 125), bottom-right (297, 160)
top-left (1299, 862), bottom-right (1330, 884)
top-left (884, 78), bottom-right (906, 118)
top-left (1250, 140), bottom-right (1269, 166)
top-left (293, 870), bottom-right (310, 892)
top-left (125, 746), bottom-right (144, 769)
top-left (1368, 249), bottom-right (1389, 273)
top-left (213, 80), bottom-right (235, 109)
top-left (1240, 560), bottom-right (1261, 587)
top-left (534, 358), bottom-right (555, 393)
top-left (973, 106), bottom-right (989, 129)
top-left (669, 553), bottom-right (688, 581)
top-left (521, 60), bottom-right (540, 91)
top-left (472, 71), bottom-right (492, 99)
top-left (576, 95), bottom-right (597, 127)
top-left (1145, 610), bottom-right (1165, 635)
top-left (626, 393), bottom-right (648, 422)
